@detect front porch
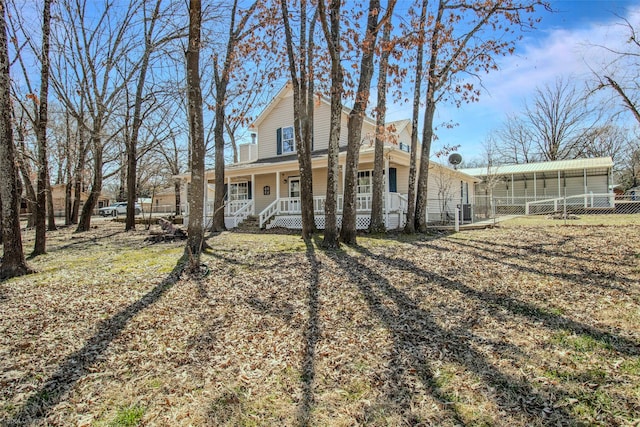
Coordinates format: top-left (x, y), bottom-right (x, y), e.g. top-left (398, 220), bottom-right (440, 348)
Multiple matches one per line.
top-left (204, 192), bottom-right (409, 231)
top-left (190, 151), bottom-right (410, 231)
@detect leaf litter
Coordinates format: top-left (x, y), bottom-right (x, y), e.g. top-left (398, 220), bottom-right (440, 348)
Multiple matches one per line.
top-left (0, 220), bottom-right (638, 426)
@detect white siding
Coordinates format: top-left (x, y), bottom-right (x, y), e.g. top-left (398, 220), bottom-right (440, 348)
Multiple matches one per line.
top-left (256, 92), bottom-right (355, 159)
top-left (585, 175), bottom-right (608, 193)
top-left (257, 92), bottom-right (295, 160)
top-left (254, 174), bottom-right (277, 213)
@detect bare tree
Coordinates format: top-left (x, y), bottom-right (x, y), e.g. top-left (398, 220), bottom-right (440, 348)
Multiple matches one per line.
top-left (495, 114), bottom-right (536, 164)
top-left (6, 0), bottom-right (54, 254)
top-left (404, 0), bottom-right (427, 234)
top-left (50, 0), bottom-right (141, 232)
top-left (0, 0), bottom-right (31, 280)
top-left (526, 78), bottom-right (601, 161)
top-left (210, 0), bottom-right (260, 232)
top-left (413, 0), bottom-right (551, 232)
top-left (124, 0), bottom-right (167, 231)
top-left (279, 0), bottom-right (318, 240)
top-left (591, 17), bottom-right (640, 125)
top-left (184, 0), bottom-right (206, 269)
top-left (369, 21), bottom-right (393, 233)
top-left (318, 0), bottom-right (343, 248)
top-left (340, 0), bottom-right (396, 244)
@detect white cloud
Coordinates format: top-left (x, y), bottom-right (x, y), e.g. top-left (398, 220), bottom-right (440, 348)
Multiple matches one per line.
top-left (431, 2), bottom-right (640, 159)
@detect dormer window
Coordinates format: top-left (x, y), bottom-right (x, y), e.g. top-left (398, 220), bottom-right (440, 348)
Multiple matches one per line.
top-left (277, 126), bottom-right (295, 155)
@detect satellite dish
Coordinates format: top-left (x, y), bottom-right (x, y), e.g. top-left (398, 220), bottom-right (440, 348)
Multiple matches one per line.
top-left (448, 153), bottom-right (462, 167)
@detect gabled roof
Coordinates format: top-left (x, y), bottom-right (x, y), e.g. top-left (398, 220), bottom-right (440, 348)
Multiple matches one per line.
top-left (249, 81), bottom-right (379, 130)
top-left (460, 157), bottom-right (613, 177)
top-left (386, 119), bottom-right (411, 135)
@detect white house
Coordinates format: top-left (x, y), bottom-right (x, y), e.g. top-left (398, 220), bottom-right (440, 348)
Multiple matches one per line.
top-left (179, 83), bottom-right (479, 230)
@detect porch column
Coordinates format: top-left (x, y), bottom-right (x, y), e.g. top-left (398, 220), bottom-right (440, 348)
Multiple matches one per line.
top-left (227, 175), bottom-right (231, 216)
top-left (533, 172), bottom-right (537, 200)
top-left (276, 171), bottom-right (280, 202)
top-left (584, 168), bottom-right (588, 207)
top-left (511, 174), bottom-right (514, 204)
top-left (558, 170), bottom-right (561, 198)
top-left (251, 174), bottom-right (255, 214)
top-left (384, 157), bottom-right (390, 227)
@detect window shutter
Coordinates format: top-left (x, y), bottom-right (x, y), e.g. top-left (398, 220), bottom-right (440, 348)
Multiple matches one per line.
top-left (389, 168), bottom-right (397, 193)
top-left (247, 181), bottom-right (252, 199)
top-left (223, 184), bottom-right (228, 201)
top-left (276, 128), bottom-right (282, 155)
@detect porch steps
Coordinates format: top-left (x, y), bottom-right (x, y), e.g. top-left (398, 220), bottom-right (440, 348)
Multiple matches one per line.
top-left (235, 215), bottom-right (262, 232)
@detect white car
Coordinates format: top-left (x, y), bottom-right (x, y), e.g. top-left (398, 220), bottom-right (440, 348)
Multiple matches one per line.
top-left (98, 202), bottom-right (142, 216)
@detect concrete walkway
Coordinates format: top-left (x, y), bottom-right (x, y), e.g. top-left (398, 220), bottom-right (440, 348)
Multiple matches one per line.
top-left (427, 215), bottom-right (521, 231)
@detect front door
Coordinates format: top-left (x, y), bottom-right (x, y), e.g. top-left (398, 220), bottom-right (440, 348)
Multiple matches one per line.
top-left (289, 177), bottom-right (301, 213)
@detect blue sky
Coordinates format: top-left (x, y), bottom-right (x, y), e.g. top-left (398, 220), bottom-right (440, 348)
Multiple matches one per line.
top-left (385, 0), bottom-right (640, 164)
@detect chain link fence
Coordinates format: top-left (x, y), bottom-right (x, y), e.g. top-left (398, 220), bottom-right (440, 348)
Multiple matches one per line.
top-left (426, 194), bottom-right (640, 226)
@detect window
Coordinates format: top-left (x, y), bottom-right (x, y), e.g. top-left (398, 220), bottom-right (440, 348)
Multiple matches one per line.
top-left (282, 126), bottom-right (295, 153)
top-left (229, 182), bottom-right (248, 201)
top-left (357, 171), bottom-right (372, 194)
top-left (289, 177), bottom-right (300, 198)
top-left (356, 168), bottom-right (398, 193)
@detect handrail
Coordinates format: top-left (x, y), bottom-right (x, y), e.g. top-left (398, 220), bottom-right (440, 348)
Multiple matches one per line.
top-left (233, 200), bottom-right (254, 221)
top-left (396, 194), bottom-right (408, 212)
top-left (259, 199), bottom-right (279, 228)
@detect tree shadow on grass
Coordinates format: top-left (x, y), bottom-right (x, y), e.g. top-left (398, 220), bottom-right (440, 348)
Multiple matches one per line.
top-left (426, 237), bottom-right (637, 294)
top-left (329, 247), bottom-right (577, 425)
top-left (361, 246), bottom-right (639, 356)
top-left (5, 261), bottom-right (186, 426)
top-left (295, 238), bottom-right (321, 427)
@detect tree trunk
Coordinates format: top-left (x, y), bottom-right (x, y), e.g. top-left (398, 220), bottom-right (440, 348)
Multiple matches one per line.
top-left (212, 0), bottom-right (258, 232)
top-left (340, 0), bottom-right (382, 245)
top-left (15, 131), bottom-right (37, 228)
top-left (319, 0), bottom-right (342, 249)
top-left (280, 0), bottom-right (316, 240)
top-left (46, 171), bottom-right (56, 231)
top-left (212, 99), bottom-right (226, 231)
top-left (415, 101), bottom-right (436, 232)
top-left (369, 22), bottom-right (391, 234)
top-left (76, 131), bottom-right (103, 232)
top-left (64, 180), bottom-right (72, 225)
top-left (71, 120), bottom-right (87, 225)
top-left (126, 0), bottom-right (161, 231)
top-left (404, 0), bottom-right (427, 234)
top-left (174, 179), bottom-right (181, 216)
top-left (184, 0), bottom-right (205, 269)
top-left (33, 0), bottom-right (52, 255)
top-left (415, 0), bottom-right (443, 233)
top-left (0, 1), bottom-right (31, 279)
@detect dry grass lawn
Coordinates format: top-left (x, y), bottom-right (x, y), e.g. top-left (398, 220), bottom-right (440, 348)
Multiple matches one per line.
top-left (1, 217), bottom-right (639, 426)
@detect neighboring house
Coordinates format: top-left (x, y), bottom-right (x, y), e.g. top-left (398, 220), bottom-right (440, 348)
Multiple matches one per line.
top-left (50, 184), bottom-right (111, 217)
top-left (179, 83), bottom-right (478, 230)
top-left (151, 186), bottom-right (180, 214)
top-left (460, 157), bottom-right (615, 215)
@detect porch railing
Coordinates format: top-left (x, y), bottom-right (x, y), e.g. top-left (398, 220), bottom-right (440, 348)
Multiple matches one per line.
top-left (229, 200), bottom-right (254, 227)
top-left (205, 199), bottom-right (254, 228)
top-left (259, 199), bottom-right (279, 228)
top-left (258, 193), bottom-right (408, 228)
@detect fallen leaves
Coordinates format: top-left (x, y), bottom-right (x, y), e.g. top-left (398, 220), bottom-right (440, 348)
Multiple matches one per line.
top-left (0, 221), bottom-right (639, 426)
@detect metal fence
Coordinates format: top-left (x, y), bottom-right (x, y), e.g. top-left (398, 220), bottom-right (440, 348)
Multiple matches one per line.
top-left (428, 194), bottom-right (640, 226)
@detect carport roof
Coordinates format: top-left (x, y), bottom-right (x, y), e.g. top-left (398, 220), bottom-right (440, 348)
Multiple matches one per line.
top-left (460, 157), bottom-right (613, 177)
